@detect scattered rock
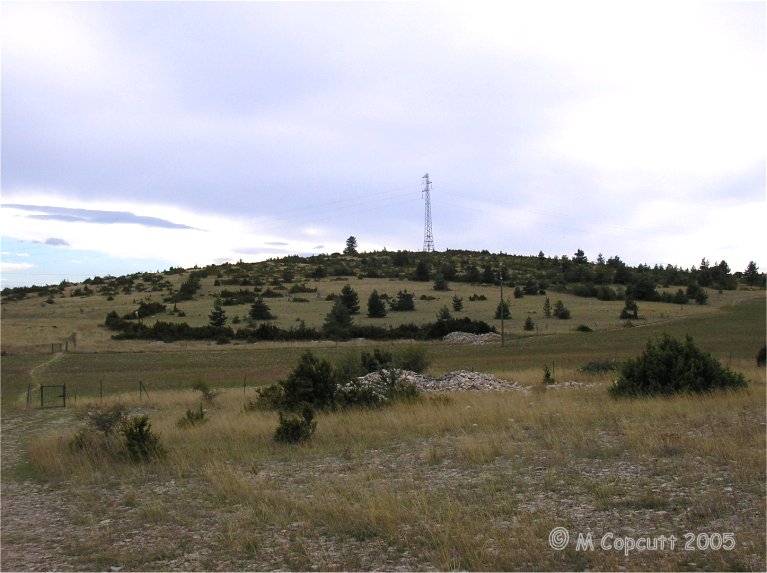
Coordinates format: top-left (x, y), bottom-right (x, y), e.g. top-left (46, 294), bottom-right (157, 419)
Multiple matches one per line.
top-left (348, 369), bottom-right (529, 395)
top-left (442, 331), bottom-right (502, 345)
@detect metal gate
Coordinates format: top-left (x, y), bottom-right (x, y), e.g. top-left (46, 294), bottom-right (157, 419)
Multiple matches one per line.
top-left (40, 384), bottom-right (66, 408)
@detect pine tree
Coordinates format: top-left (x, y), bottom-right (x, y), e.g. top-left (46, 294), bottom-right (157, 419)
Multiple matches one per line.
top-left (323, 299), bottom-right (352, 338)
top-left (249, 297), bottom-right (275, 320)
top-left (344, 236), bottom-right (358, 256)
top-left (367, 290), bottom-right (387, 318)
top-left (340, 284), bottom-right (360, 314)
top-left (553, 300), bottom-right (571, 319)
top-left (452, 295), bottom-right (463, 312)
top-left (413, 260), bottom-right (430, 281)
top-left (436, 306), bottom-right (452, 321)
top-left (208, 297), bottom-right (228, 328)
top-left (495, 298), bottom-right (511, 320)
top-left (433, 273), bottom-right (449, 291)
top-left (543, 297), bottom-right (552, 318)
top-left (524, 316), bottom-right (535, 331)
top-left (744, 261), bottom-right (760, 286)
top-left (389, 290), bottom-right (416, 311)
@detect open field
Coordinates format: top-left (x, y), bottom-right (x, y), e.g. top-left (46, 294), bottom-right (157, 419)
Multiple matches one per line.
top-left (1, 276), bottom-right (765, 570)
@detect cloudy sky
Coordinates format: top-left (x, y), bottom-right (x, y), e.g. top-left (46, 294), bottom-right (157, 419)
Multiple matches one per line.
top-left (2, 1), bottom-right (764, 288)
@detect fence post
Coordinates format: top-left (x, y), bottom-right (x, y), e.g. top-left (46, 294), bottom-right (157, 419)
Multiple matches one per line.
top-left (26, 385), bottom-right (31, 408)
top-left (63, 384), bottom-right (67, 408)
top-left (100, 379), bottom-right (103, 404)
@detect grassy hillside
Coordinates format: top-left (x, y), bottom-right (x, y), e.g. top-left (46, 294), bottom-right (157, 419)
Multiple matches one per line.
top-left (1, 250), bottom-right (764, 571)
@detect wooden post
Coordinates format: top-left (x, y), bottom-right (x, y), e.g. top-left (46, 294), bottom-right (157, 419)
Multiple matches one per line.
top-left (100, 379), bottom-right (103, 404)
top-left (26, 385), bottom-right (32, 408)
top-left (63, 384), bottom-right (67, 408)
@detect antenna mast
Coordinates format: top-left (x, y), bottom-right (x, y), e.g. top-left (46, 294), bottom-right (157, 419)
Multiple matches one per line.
top-left (422, 173), bottom-right (434, 252)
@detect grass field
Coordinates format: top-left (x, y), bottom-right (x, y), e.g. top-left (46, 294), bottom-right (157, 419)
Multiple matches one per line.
top-left (1, 277), bottom-right (765, 571)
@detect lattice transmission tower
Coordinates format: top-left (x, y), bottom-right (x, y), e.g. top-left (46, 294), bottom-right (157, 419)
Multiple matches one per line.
top-left (422, 173), bottom-right (434, 252)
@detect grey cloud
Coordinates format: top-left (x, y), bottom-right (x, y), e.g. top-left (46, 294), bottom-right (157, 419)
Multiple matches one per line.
top-left (44, 238), bottom-right (70, 246)
top-left (4, 204), bottom-right (198, 230)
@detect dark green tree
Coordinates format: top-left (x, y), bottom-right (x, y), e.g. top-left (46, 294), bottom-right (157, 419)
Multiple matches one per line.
top-left (389, 290), bottom-right (416, 311)
top-left (744, 261), bottom-right (760, 286)
top-left (344, 236), bottom-right (358, 256)
top-left (494, 298), bottom-right (511, 320)
top-left (436, 306), bottom-right (452, 321)
top-left (543, 297), bottom-right (552, 318)
top-left (413, 260), bottom-right (431, 281)
top-left (433, 273), bottom-right (449, 291)
top-left (340, 284), bottom-right (360, 315)
top-left (482, 264), bottom-right (496, 284)
top-left (208, 297), bottom-right (228, 328)
top-left (280, 351), bottom-right (337, 410)
top-left (609, 334), bottom-right (746, 397)
top-left (524, 316), bottom-right (535, 331)
top-left (620, 296), bottom-right (638, 319)
top-left (249, 297), bottom-right (276, 320)
top-left (451, 295), bottom-right (463, 312)
top-left (553, 300), bottom-right (571, 319)
top-left (323, 299), bottom-right (352, 338)
top-left (367, 290), bottom-right (387, 318)
top-left (465, 265), bottom-right (481, 283)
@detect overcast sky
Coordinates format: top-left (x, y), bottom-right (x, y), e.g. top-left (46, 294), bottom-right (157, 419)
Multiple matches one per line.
top-left (1, 1), bottom-right (764, 288)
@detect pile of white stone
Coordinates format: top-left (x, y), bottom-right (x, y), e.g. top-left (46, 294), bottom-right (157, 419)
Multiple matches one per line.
top-left (349, 369), bottom-right (529, 394)
top-left (442, 331), bottom-right (502, 345)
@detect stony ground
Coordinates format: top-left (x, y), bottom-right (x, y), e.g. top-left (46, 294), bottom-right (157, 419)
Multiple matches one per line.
top-left (2, 375), bottom-right (764, 571)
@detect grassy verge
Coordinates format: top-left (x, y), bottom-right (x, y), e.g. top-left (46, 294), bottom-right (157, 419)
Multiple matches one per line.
top-left (20, 373), bottom-right (766, 570)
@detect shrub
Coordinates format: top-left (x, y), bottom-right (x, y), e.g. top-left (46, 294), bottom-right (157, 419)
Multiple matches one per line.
top-left (393, 345), bottom-right (430, 373)
top-left (757, 346), bottom-right (766, 367)
top-left (122, 415), bottom-right (164, 462)
top-left (575, 324), bottom-right (592, 332)
top-left (280, 351), bottom-right (337, 411)
top-left (494, 298), bottom-right (511, 320)
top-left (178, 404), bottom-right (207, 428)
top-left (524, 316), bottom-right (535, 331)
top-left (580, 359), bottom-right (619, 374)
top-left (361, 348), bottom-right (394, 373)
top-left (274, 405), bottom-right (317, 443)
top-left (245, 384), bottom-right (284, 411)
top-left (390, 290), bottom-right (416, 311)
top-left (542, 365), bottom-right (554, 385)
top-left (609, 334), bottom-right (747, 397)
top-left (367, 290), bottom-right (387, 318)
top-left (553, 300), bottom-right (571, 319)
top-left (468, 293), bottom-right (487, 301)
top-left (84, 403), bottom-right (128, 437)
top-left (193, 381), bottom-right (218, 405)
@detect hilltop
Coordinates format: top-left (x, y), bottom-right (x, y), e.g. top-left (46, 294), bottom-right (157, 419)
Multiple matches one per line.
top-left (1, 248), bottom-right (763, 355)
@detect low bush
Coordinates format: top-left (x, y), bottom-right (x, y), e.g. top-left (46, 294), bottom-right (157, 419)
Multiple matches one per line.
top-left (609, 334), bottom-right (747, 397)
top-left (274, 405), bottom-right (317, 443)
top-left (580, 359), bottom-right (619, 374)
top-left (177, 404), bottom-right (207, 428)
top-left (122, 415), bottom-right (164, 462)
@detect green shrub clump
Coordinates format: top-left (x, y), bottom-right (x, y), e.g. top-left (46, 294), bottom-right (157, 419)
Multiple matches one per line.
top-left (609, 334), bottom-right (747, 398)
top-left (274, 405), bottom-right (317, 443)
top-left (122, 415), bottom-right (165, 462)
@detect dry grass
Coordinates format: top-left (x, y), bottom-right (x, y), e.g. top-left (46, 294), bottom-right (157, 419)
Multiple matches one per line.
top-left (18, 373), bottom-right (766, 571)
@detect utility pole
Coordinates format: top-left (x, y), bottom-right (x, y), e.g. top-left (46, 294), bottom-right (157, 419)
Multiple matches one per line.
top-left (499, 262), bottom-right (505, 347)
top-left (422, 173), bottom-right (434, 252)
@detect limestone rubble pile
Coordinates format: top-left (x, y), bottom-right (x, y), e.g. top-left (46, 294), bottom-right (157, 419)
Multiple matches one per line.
top-left (351, 369), bottom-right (529, 394)
top-left (442, 331), bottom-right (502, 344)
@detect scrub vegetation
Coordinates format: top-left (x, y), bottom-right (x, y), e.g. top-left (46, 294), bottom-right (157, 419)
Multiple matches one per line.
top-left (1, 248), bottom-right (764, 571)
